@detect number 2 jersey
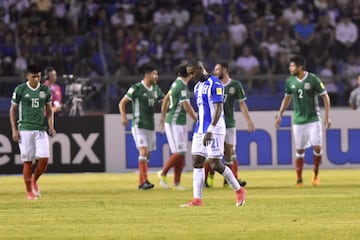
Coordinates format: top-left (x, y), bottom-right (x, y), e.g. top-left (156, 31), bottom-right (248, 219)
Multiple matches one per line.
top-left (193, 75), bottom-right (226, 135)
top-left (125, 81), bottom-right (164, 130)
top-left (285, 71), bottom-right (327, 124)
top-left (11, 81), bottom-right (52, 131)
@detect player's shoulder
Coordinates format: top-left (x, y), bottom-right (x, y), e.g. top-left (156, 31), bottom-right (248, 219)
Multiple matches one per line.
top-left (229, 79), bottom-right (242, 87)
top-left (306, 72), bottom-right (320, 81)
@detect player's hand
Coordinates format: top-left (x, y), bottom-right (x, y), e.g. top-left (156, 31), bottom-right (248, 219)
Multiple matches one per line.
top-left (203, 132), bottom-right (212, 146)
top-left (121, 117), bottom-right (128, 127)
top-left (48, 128), bottom-right (56, 137)
top-left (275, 115), bottom-right (282, 129)
top-left (324, 117), bottom-right (331, 129)
top-left (12, 129), bottom-right (20, 142)
top-left (248, 121), bottom-right (255, 132)
top-left (159, 117), bottom-right (165, 132)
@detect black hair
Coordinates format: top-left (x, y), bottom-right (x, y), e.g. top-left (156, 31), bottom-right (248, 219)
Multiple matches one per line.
top-left (27, 64), bottom-right (42, 74)
top-left (177, 64), bottom-right (189, 77)
top-left (140, 64), bottom-right (156, 75)
top-left (44, 66), bottom-right (55, 79)
top-left (218, 62), bottom-right (229, 70)
top-left (290, 55), bottom-right (306, 68)
top-left (186, 58), bottom-right (203, 68)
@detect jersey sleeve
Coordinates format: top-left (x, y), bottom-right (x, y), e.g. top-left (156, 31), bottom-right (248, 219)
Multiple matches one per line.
top-left (125, 85), bottom-right (136, 101)
top-left (156, 86), bottom-right (165, 102)
top-left (235, 81), bottom-right (246, 101)
top-left (11, 86), bottom-right (22, 105)
top-left (46, 87), bottom-right (52, 104)
top-left (211, 79), bottom-right (224, 103)
top-left (313, 74), bottom-right (326, 95)
top-left (284, 78), bottom-right (292, 95)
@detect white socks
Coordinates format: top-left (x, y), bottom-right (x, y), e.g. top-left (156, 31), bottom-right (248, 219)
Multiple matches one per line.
top-left (193, 168), bottom-right (204, 199)
top-left (222, 166), bottom-right (241, 191)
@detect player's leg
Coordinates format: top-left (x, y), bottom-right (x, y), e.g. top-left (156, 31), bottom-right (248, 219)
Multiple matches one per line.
top-left (19, 131), bottom-right (37, 200)
top-left (172, 125), bottom-right (187, 189)
top-left (32, 131), bottom-right (50, 197)
top-left (223, 141), bottom-right (233, 188)
top-left (310, 121), bottom-right (323, 186)
top-left (132, 127), bottom-right (153, 190)
top-left (208, 134), bottom-right (246, 206)
top-left (181, 133), bottom-right (205, 206)
top-left (204, 159), bottom-right (215, 188)
top-left (293, 124), bottom-right (308, 188)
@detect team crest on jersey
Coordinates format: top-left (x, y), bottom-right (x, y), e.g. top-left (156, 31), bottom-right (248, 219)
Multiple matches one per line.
top-left (39, 91), bottom-right (46, 98)
top-left (229, 87), bottom-right (235, 94)
top-left (304, 83), bottom-right (311, 90)
top-left (181, 90), bottom-right (187, 97)
top-left (154, 91), bottom-right (158, 98)
top-left (216, 88), bottom-right (222, 95)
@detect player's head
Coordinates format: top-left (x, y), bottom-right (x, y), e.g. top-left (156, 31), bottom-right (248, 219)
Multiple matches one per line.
top-left (44, 66), bottom-right (57, 83)
top-left (141, 64), bottom-right (158, 85)
top-left (26, 64), bottom-right (42, 84)
top-left (213, 62), bottom-right (229, 80)
top-left (289, 55), bottom-right (306, 76)
top-left (186, 59), bottom-right (205, 82)
top-left (177, 63), bottom-right (189, 78)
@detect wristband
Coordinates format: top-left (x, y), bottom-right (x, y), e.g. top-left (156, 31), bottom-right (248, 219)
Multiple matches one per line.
top-left (207, 124), bottom-right (215, 133)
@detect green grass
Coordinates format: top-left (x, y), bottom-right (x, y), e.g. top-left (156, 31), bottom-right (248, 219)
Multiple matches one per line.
top-left (1, 169), bottom-right (360, 240)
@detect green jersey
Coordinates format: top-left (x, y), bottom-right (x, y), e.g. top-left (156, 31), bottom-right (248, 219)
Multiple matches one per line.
top-left (11, 81), bottom-right (51, 130)
top-left (223, 79), bottom-right (246, 128)
top-left (165, 78), bottom-right (190, 125)
top-left (285, 72), bottom-right (326, 124)
top-left (126, 81), bottom-right (164, 130)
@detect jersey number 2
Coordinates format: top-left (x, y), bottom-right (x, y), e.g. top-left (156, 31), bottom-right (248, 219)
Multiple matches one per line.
top-left (297, 89), bottom-right (304, 99)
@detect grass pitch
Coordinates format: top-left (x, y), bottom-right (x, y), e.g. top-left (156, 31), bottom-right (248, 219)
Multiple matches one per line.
top-left (1, 169), bottom-right (360, 240)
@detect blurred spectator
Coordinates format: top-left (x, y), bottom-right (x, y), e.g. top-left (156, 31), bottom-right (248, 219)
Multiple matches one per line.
top-left (44, 67), bottom-right (63, 114)
top-left (319, 59), bottom-right (339, 105)
top-left (263, 2), bottom-right (276, 28)
top-left (308, 31), bottom-right (330, 72)
top-left (257, 46), bottom-right (276, 93)
top-left (294, 16), bottom-right (315, 57)
top-left (260, 34), bottom-right (280, 60)
top-left (334, 15), bottom-right (358, 60)
top-left (171, 34), bottom-right (189, 64)
top-left (249, 17), bottom-right (267, 47)
top-left (282, 1), bottom-right (303, 26)
top-left (110, 7), bottom-right (134, 28)
top-left (234, 46), bottom-right (260, 93)
top-left (350, 1), bottom-right (360, 26)
top-left (208, 12), bottom-right (227, 41)
top-left (215, 31), bottom-right (234, 63)
top-left (348, 75), bottom-right (360, 110)
top-left (170, 3), bottom-right (190, 31)
top-left (187, 13), bottom-right (209, 40)
top-left (228, 15), bottom-right (247, 56)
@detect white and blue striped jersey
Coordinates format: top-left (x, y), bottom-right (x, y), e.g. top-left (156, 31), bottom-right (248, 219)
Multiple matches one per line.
top-left (193, 75), bottom-right (226, 135)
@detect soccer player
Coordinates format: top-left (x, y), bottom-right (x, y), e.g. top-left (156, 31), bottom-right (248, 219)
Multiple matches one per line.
top-left (275, 55), bottom-right (331, 187)
top-left (204, 63), bottom-right (255, 188)
top-left (181, 59), bottom-right (246, 207)
top-left (349, 75), bottom-right (360, 110)
top-left (119, 65), bottom-right (165, 190)
top-left (158, 64), bottom-right (197, 190)
top-left (9, 64), bottom-right (56, 200)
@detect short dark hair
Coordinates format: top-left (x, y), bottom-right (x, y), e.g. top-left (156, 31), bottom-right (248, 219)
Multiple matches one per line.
top-left (290, 55), bottom-right (306, 68)
top-left (44, 66), bottom-right (55, 79)
top-left (140, 64), bottom-right (156, 75)
top-left (27, 64), bottom-right (42, 74)
top-left (218, 62), bottom-right (229, 70)
top-left (186, 58), bottom-right (203, 68)
top-left (177, 64), bottom-right (189, 77)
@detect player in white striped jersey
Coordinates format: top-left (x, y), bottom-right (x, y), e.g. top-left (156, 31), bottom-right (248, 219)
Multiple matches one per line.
top-left (180, 59), bottom-right (246, 207)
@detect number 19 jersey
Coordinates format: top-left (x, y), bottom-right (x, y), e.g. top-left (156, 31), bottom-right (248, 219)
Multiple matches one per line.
top-left (126, 81), bottom-right (164, 130)
top-left (165, 78), bottom-right (190, 125)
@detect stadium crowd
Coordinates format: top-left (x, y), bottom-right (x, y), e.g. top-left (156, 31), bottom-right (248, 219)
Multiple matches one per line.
top-left (0, 0), bottom-right (360, 103)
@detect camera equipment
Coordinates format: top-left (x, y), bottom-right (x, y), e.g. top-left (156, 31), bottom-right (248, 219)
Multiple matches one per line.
top-left (63, 74), bottom-right (96, 116)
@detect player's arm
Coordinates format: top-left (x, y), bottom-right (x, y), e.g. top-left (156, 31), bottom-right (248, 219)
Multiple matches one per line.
top-left (349, 91), bottom-right (357, 110)
top-left (46, 102), bottom-right (56, 137)
top-left (239, 100), bottom-right (255, 132)
top-left (160, 91), bottom-right (170, 131)
top-left (275, 95), bottom-right (292, 129)
top-left (9, 103), bottom-right (19, 142)
top-left (119, 96), bottom-right (130, 127)
top-left (182, 100), bottom-right (197, 122)
top-left (321, 92), bottom-right (331, 128)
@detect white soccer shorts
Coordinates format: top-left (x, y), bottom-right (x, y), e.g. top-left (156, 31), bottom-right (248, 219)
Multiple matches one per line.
top-left (19, 130), bottom-right (50, 162)
top-left (165, 123), bottom-right (187, 154)
top-left (225, 127), bottom-right (236, 146)
top-left (131, 126), bottom-right (156, 151)
top-left (191, 132), bottom-right (225, 159)
top-left (293, 121), bottom-right (322, 150)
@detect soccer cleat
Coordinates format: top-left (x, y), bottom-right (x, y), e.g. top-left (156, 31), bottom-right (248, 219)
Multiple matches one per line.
top-left (27, 192), bottom-right (38, 200)
top-left (312, 173), bottom-right (320, 186)
top-left (238, 179), bottom-right (247, 187)
top-left (172, 185), bottom-right (186, 191)
top-left (236, 187), bottom-right (246, 207)
top-left (138, 180), bottom-right (155, 190)
top-left (295, 179), bottom-right (304, 188)
top-left (180, 198), bottom-right (203, 207)
top-left (157, 171), bottom-right (169, 189)
top-left (31, 181), bottom-right (41, 197)
top-left (206, 174), bottom-right (214, 188)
